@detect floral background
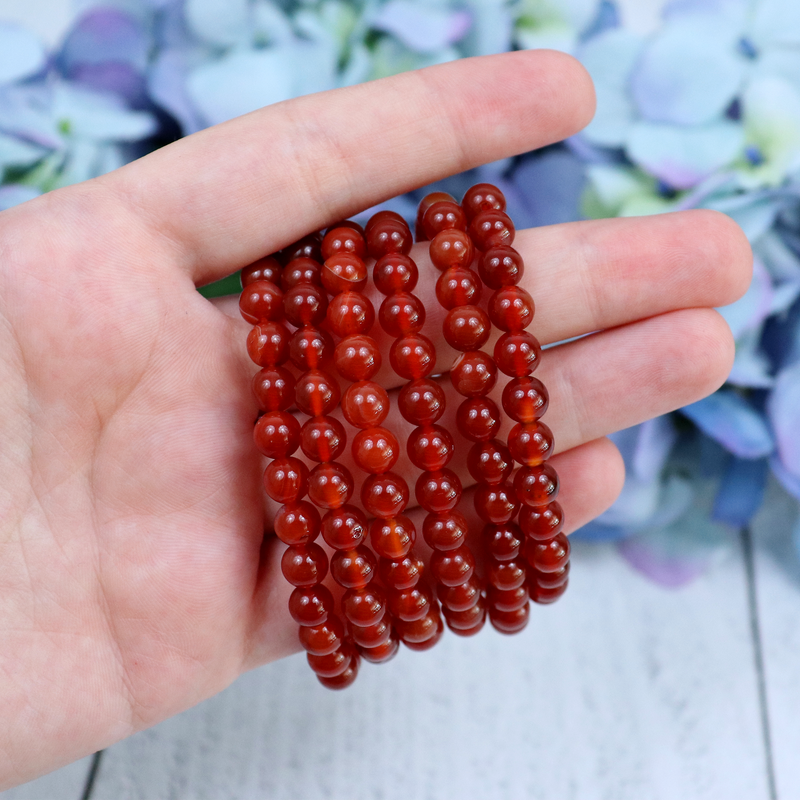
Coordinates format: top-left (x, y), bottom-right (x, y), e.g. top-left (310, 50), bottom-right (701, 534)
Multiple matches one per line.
top-left (1, 0), bottom-right (799, 587)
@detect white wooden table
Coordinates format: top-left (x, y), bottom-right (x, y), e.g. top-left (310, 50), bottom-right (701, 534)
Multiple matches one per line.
top-left (5, 480), bottom-right (799, 800)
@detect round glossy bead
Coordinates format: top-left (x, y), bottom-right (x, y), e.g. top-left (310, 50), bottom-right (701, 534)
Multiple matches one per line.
top-left (361, 472), bottom-right (409, 519)
top-left (282, 234), bottom-right (322, 265)
top-left (330, 545), bottom-right (376, 589)
top-left (328, 219), bottom-right (365, 235)
top-left (264, 457), bottom-right (309, 503)
top-left (289, 326), bottom-right (333, 371)
top-left (389, 334), bottom-right (436, 379)
top-left (351, 617), bottom-right (392, 648)
top-left (488, 286), bottom-right (535, 332)
top-left (352, 427), bottom-right (400, 474)
top-left (360, 637), bottom-right (400, 664)
top-left (370, 515), bottom-right (416, 559)
top-left (508, 421), bottom-right (554, 466)
top-left (488, 558), bottom-right (527, 591)
top-left (283, 284), bottom-right (327, 327)
top-left (378, 554), bottom-right (424, 590)
top-left (341, 381), bottom-right (390, 428)
top-left (490, 604), bottom-right (529, 634)
top-left (326, 291), bottom-right (375, 337)
top-left (307, 462), bottom-right (354, 509)
top-left (530, 562), bottom-right (570, 590)
top-left (416, 191), bottom-right (454, 240)
top-left (281, 257), bottom-right (321, 290)
top-left (524, 533), bottom-right (571, 573)
top-left (366, 216), bottom-right (413, 258)
top-left (519, 501), bottom-right (565, 541)
top-left (474, 481), bottom-right (520, 525)
top-left (422, 200), bottom-right (467, 239)
top-left (402, 614), bottom-right (445, 651)
top-left (515, 463), bottom-right (559, 507)
top-left (281, 542), bottom-right (328, 587)
top-left (239, 280), bottom-right (284, 324)
top-left (450, 351), bottom-right (497, 398)
top-left (342, 586), bottom-right (387, 627)
top-left (321, 226), bottom-right (366, 261)
top-left (502, 375), bottom-right (549, 422)
top-left (461, 182), bottom-right (506, 222)
top-left (531, 581), bottom-right (568, 605)
top-left (253, 411), bottom-right (300, 458)
top-left (415, 469), bottom-right (462, 513)
top-left (317, 657), bottom-right (359, 690)
top-left (298, 616), bottom-right (345, 656)
top-left (444, 599), bottom-right (487, 632)
top-left (456, 397), bottom-right (501, 442)
top-left (494, 331), bottom-right (541, 377)
top-left (242, 255), bottom-right (281, 287)
top-left (294, 369), bottom-right (340, 417)
top-left (429, 229), bottom-right (474, 271)
top-left (422, 510), bottom-right (468, 552)
top-left (479, 246), bottom-right (524, 289)
top-left (489, 585), bottom-right (529, 613)
top-left (435, 267), bottom-right (482, 309)
top-left (431, 546), bottom-right (475, 587)
top-left (334, 335), bottom-right (381, 381)
top-left (365, 209), bottom-right (405, 238)
top-left (321, 254), bottom-right (368, 294)
top-left (252, 366), bottom-right (295, 411)
top-left (397, 378), bottom-right (445, 425)
top-left (389, 586), bottom-right (432, 622)
top-left (484, 522), bottom-right (524, 562)
top-left (396, 611), bottom-right (442, 644)
top-left (443, 305), bottom-right (491, 351)
top-left (288, 584), bottom-right (334, 626)
top-left (300, 416), bottom-right (346, 463)
top-left (437, 577), bottom-right (481, 612)
top-left (469, 209), bottom-right (515, 250)
top-left (379, 292), bottom-right (425, 336)
top-left (274, 501), bottom-right (320, 545)
top-left (307, 642), bottom-right (356, 678)
top-left (407, 425), bottom-right (454, 471)
top-left (321, 505), bottom-right (368, 550)
top-left (373, 253), bottom-right (419, 295)
top-left (467, 439), bottom-right (514, 485)
top-left (246, 321), bottom-right (290, 367)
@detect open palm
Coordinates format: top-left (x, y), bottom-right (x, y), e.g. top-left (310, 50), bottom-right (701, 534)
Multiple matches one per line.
top-left (0, 50), bottom-right (751, 790)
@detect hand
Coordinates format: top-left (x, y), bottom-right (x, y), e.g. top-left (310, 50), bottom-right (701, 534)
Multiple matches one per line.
top-left (0, 50), bottom-right (751, 789)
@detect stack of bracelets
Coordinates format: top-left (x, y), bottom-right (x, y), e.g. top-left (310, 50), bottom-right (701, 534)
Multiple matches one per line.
top-left (239, 183), bottom-right (570, 689)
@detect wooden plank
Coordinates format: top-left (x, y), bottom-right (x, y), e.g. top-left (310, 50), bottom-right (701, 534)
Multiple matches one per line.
top-left (0, 756), bottom-right (93, 800)
top-left (90, 543), bottom-right (769, 800)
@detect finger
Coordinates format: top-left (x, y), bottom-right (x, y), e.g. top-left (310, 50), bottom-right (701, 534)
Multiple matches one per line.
top-left (102, 50), bottom-right (595, 284)
top-left (244, 436), bottom-right (623, 668)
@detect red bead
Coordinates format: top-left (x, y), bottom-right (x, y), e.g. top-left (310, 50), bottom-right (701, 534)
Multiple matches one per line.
top-left (308, 462), bottom-right (354, 509)
top-left (321, 505), bottom-right (368, 550)
top-left (379, 292), bottom-right (425, 336)
top-left (402, 615), bottom-right (445, 651)
top-left (431, 546), bottom-right (475, 587)
top-left (283, 284), bottom-right (328, 327)
top-left (240, 280), bottom-right (284, 324)
top-left (274, 501), bottom-right (321, 545)
top-left (298, 616), bottom-right (345, 656)
top-left (469, 209), bottom-right (515, 250)
top-left (366, 216), bottom-right (413, 258)
top-left (353, 427), bottom-right (399, 474)
top-left (474, 481), bottom-right (520, 524)
top-left (264, 457), bottom-right (309, 503)
top-left (416, 469), bottom-right (462, 513)
top-left (242, 255), bottom-right (281, 287)
top-left (252, 366), bottom-right (295, 411)
top-left (254, 411), bottom-right (300, 458)
top-left (294, 369), bottom-right (340, 417)
top-left (489, 585), bottom-right (529, 613)
top-left (461, 182), bottom-right (506, 222)
top-left (422, 510), bottom-right (468, 552)
top-left (378, 554), bottom-right (424, 590)
top-left (530, 562), bottom-right (570, 590)
top-left (281, 233), bottom-right (322, 265)
top-left (246, 322), bottom-right (290, 367)
top-left (330, 545), bottom-right (377, 589)
top-left (397, 378), bottom-right (446, 425)
top-left (508, 421), bottom-right (554, 466)
top-left (519, 501), bottom-right (565, 541)
top-left (317, 656), bottom-right (359, 689)
top-left (321, 254), bottom-right (368, 294)
top-left (300, 416), bottom-right (346, 463)
top-left (373, 253), bottom-right (419, 295)
top-left (479, 246), bottom-right (524, 289)
top-left (494, 331), bottom-right (541, 377)
top-left (524, 533), bottom-right (570, 573)
top-left (326, 291), bottom-right (375, 337)
top-left (422, 200), bottom-right (467, 239)
top-left (370, 515), bottom-right (416, 559)
top-left (416, 191), bottom-right (454, 240)
top-left (390, 334), bottom-right (436, 379)
top-left (502, 375), bottom-right (549, 422)
top-left (361, 472), bottom-right (409, 518)
top-left (531, 581), bottom-right (568, 605)
top-left (281, 542), bottom-right (329, 587)
top-left (484, 522), bottom-right (524, 562)
top-left (397, 611), bottom-right (443, 644)
top-left (321, 226), bottom-right (366, 261)
top-left (281, 257), bottom-right (321, 290)
top-left (444, 598), bottom-right (487, 632)
top-left (467, 439), bottom-right (514, 485)
top-left (360, 637), bottom-right (400, 664)
top-left (456, 397), bottom-right (501, 442)
top-left (289, 326), bottom-right (333, 371)
top-left (443, 305), bottom-right (491, 351)
top-left (342, 586), bottom-right (387, 627)
top-left (437, 577), bottom-right (481, 612)
top-left (450, 351), bottom-right (497, 398)
top-left (436, 267), bottom-right (482, 309)
top-left (407, 425), bottom-right (454, 470)
top-left (307, 642), bottom-right (356, 678)
top-left (365, 209), bottom-right (405, 237)
top-left (334, 334), bottom-right (381, 381)
top-left (429, 229), bottom-right (475, 271)
top-left (351, 617), bottom-right (392, 648)
top-left (341, 380), bottom-right (390, 428)
top-left (389, 585), bottom-right (433, 622)
top-left (514, 463), bottom-right (559, 507)
top-left (488, 558), bottom-right (527, 591)
top-left (489, 286), bottom-right (535, 332)
top-left (490, 604), bottom-right (529, 634)
top-left (288, 584), bottom-right (334, 626)
top-left (328, 219), bottom-right (365, 236)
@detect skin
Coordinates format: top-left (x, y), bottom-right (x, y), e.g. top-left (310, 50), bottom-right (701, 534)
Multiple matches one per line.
top-left (0, 50), bottom-right (752, 789)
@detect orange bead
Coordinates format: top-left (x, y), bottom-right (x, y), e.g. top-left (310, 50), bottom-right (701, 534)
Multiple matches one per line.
top-left (467, 439), bottom-right (514, 485)
top-left (274, 501), bottom-right (321, 546)
top-left (283, 284), bottom-right (327, 327)
top-left (253, 411), bottom-right (300, 458)
top-left (436, 576), bottom-right (481, 612)
top-left (519, 501), bottom-right (565, 541)
top-left (429, 229), bottom-right (474, 271)
top-left (407, 424), bottom-right (454, 471)
top-left (502, 375), bottom-right (549, 422)
top-left (487, 558), bottom-right (527, 591)
top-left (264, 457), bottom-right (309, 503)
top-left (341, 380), bottom-right (390, 428)
top-left (334, 334), bottom-right (381, 381)
top-left (461, 182), bottom-right (506, 222)
top-left (252, 366), bottom-right (294, 411)
top-left (321, 226), bottom-right (366, 261)
top-left (289, 326), bottom-right (333, 371)
top-left (388, 585), bottom-right (433, 622)
top-left (530, 581), bottom-right (568, 605)
top-left (373, 253), bottom-right (419, 295)
top-left (326, 291), bottom-right (375, 337)
top-left (300, 416), bottom-right (346, 463)
top-left (298, 616), bottom-right (345, 656)
top-left (330, 545), bottom-right (377, 589)
top-left (422, 200), bottom-right (467, 239)
top-left (379, 292), bottom-right (425, 336)
top-left (317, 656), bottom-right (359, 689)
top-left (288, 584), bottom-right (334, 626)
top-left (415, 191), bottom-right (454, 240)
top-left (484, 522), bottom-right (524, 562)
top-left (307, 642), bottom-right (357, 678)
top-left (494, 331), bottom-right (541, 377)
top-left (397, 378), bottom-right (446, 425)
top-left (281, 543), bottom-right (329, 587)
top-left (321, 253), bottom-right (367, 294)
top-left (240, 280), bottom-right (284, 324)
top-left (444, 597), bottom-right (487, 633)
top-left (308, 462), bottom-right (354, 509)
top-left (370, 515), bottom-right (416, 559)
top-left (469, 209), bottom-right (515, 251)
top-left (415, 469), bottom-right (462, 513)
top-left (456, 397), bottom-right (501, 441)
top-left (246, 321), bottom-right (290, 367)
top-left (443, 305), bottom-right (491, 351)
top-left (488, 585), bottom-right (529, 613)
top-left (507, 421), bottom-right (554, 466)
top-left (450, 351), bottom-right (497, 398)
top-left (342, 586), bottom-right (387, 627)
top-left (378, 554), bottom-right (423, 590)
top-left (389, 333), bottom-right (436, 379)
top-left (514, 463), bottom-right (559, 507)
top-left (431, 546), bottom-right (475, 587)
top-left (488, 285), bottom-right (534, 332)
top-left (524, 533), bottom-right (570, 573)
top-left (282, 257), bottom-right (321, 290)
top-left (359, 637), bottom-right (400, 664)
top-left (479, 246), bottom-right (524, 289)
top-left (436, 267), bottom-right (482, 309)
top-left (294, 369), bottom-right (340, 417)
top-left (422, 510), bottom-right (468, 552)
top-left (366, 216), bottom-right (413, 258)
top-left (474, 481), bottom-right (520, 525)
top-left (351, 617), bottom-right (392, 648)
top-left (489, 603), bottom-right (529, 634)
top-left (242, 255), bottom-right (281, 287)
top-left (361, 472), bottom-right (409, 518)
top-left (399, 612), bottom-right (445, 650)
top-left (352, 427), bottom-right (400, 473)
top-left (281, 233), bottom-right (322, 264)
top-left (321, 505), bottom-right (368, 550)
